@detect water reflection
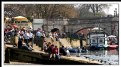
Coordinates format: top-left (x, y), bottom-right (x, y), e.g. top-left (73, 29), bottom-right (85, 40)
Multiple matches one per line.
top-left (70, 49), bottom-right (119, 65)
top-left (85, 49), bottom-right (119, 55)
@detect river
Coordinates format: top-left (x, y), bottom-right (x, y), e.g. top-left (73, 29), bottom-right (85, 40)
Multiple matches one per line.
top-left (71, 49), bottom-right (119, 65)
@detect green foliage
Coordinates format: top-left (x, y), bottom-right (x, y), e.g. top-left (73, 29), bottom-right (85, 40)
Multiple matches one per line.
top-left (67, 36), bottom-right (80, 43)
top-left (26, 16), bottom-right (33, 22)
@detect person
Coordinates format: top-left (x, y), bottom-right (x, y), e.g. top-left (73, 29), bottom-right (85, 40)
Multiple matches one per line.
top-left (54, 46), bottom-right (60, 59)
top-left (49, 32), bottom-right (54, 43)
top-left (28, 31), bottom-right (34, 48)
top-left (46, 42), bottom-right (52, 53)
top-left (36, 29), bottom-right (43, 49)
top-left (65, 47), bottom-right (70, 57)
top-left (76, 47), bottom-right (81, 57)
top-left (48, 44), bottom-right (55, 60)
top-left (42, 31), bottom-right (46, 38)
top-left (54, 32), bottom-right (58, 41)
top-left (18, 37), bottom-right (33, 51)
top-left (49, 32), bottom-right (53, 38)
top-left (18, 33), bottom-right (24, 48)
top-left (59, 46), bottom-right (67, 56)
top-left (62, 33), bottom-right (66, 38)
top-left (81, 47), bottom-right (87, 53)
top-left (43, 41), bottom-right (48, 52)
top-left (23, 30), bottom-right (30, 47)
top-left (13, 32), bottom-right (19, 47)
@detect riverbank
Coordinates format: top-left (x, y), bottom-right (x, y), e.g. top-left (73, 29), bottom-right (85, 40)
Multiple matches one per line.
top-left (4, 61), bottom-right (34, 65)
top-left (4, 44), bottom-right (102, 65)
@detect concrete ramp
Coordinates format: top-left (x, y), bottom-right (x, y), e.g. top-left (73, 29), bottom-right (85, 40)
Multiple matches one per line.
top-left (45, 38), bottom-right (60, 47)
top-left (45, 38), bottom-right (80, 48)
top-left (5, 45), bottom-right (103, 65)
top-left (59, 38), bottom-right (72, 48)
top-left (71, 40), bottom-right (80, 48)
top-left (45, 38), bottom-right (71, 47)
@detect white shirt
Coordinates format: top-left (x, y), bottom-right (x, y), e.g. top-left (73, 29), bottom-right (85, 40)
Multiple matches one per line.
top-left (23, 32), bottom-right (30, 39)
top-left (49, 32), bottom-right (53, 38)
top-left (29, 32), bottom-right (33, 38)
top-left (36, 31), bottom-right (42, 37)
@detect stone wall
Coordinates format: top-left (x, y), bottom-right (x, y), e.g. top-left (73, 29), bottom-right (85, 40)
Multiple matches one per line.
top-left (43, 17), bottom-right (118, 36)
top-left (5, 47), bottom-right (102, 65)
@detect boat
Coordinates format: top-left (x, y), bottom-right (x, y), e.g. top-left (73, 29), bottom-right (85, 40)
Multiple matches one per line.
top-left (107, 35), bottom-right (118, 50)
top-left (68, 48), bottom-right (77, 53)
top-left (107, 45), bottom-right (118, 49)
top-left (81, 49), bottom-right (88, 53)
top-left (87, 31), bottom-right (108, 50)
top-left (68, 47), bottom-right (88, 53)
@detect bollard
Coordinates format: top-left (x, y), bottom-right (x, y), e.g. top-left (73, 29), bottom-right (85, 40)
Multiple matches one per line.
top-left (4, 48), bottom-right (10, 63)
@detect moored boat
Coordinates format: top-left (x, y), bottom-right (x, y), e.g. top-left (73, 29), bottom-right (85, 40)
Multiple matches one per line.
top-left (107, 44), bottom-right (118, 49)
top-left (87, 31), bottom-right (108, 50)
top-left (107, 35), bottom-right (118, 50)
top-left (81, 49), bottom-right (88, 53)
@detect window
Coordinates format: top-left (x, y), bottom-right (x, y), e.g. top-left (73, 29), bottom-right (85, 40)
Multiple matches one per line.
top-left (99, 39), bottom-right (103, 43)
top-left (92, 39), bottom-right (96, 43)
top-left (99, 38), bottom-right (104, 43)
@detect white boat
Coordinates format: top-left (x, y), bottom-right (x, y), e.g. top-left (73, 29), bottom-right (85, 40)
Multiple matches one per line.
top-left (87, 32), bottom-right (108, 50)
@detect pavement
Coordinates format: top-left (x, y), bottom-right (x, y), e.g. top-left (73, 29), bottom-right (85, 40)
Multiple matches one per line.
top-left (4, 43), bottom-right (46, 54)
top-left (4, 43), bottom-right (102, 65)
top-left (4, 61), bottom-right (34, 65)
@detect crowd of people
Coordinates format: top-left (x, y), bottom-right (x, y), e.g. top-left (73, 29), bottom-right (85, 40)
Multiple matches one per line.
top-left (4, 24), bottom-right (71, 60)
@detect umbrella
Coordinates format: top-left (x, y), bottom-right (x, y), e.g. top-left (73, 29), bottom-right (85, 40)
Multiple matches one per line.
top-left (51, 28), bottom-right (59, 32)
top-left (13, 16), bottom-right (28, 21)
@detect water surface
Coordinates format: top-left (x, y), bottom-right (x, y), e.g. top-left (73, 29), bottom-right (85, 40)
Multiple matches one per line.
top-left (70, 49), bottom-right (119, 65)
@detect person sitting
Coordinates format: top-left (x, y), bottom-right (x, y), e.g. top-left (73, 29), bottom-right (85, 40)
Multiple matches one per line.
top-left (59, 45), bottom-right (67, 56)
top-left (65, 47), bottom-right (70, 57)
top-left (54, 46), bottom-right (60, 59)
top-left (18, 37), bottom-right (33, 51)
top-left (43, 41), bottom-right (48, 52)
top-left (76, 47), bottom-right (81, 57)
top-left (47, 44), bottom-right (54, 60)
top-left (18, 34), bottom-right (24, 48)
top-left (46, 42), bottom-right (52, 52)
top-left (81, 47), bottom-right (87, 53)
top-left (21, 42), bottom-right (33, 51)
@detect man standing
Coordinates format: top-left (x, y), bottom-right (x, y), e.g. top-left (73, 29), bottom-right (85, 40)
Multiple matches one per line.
top-left (23, 30), bottom-right (30, 47)
top-left (36, 28), bottom-right (43, 50)
top-left (28, 31), bottom-right (34, 48)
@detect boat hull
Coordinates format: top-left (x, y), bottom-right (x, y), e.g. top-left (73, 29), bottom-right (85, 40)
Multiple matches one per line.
top-left (89, 46), bottom-right (107, 50)
top-left (107, 45), bottom-right (118, 50)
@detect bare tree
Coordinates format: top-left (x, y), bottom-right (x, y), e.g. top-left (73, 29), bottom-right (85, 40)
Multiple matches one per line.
top-left (77, 4), bottom-right (110, 18)
top-left (4, 4), bottom-right (77, 19)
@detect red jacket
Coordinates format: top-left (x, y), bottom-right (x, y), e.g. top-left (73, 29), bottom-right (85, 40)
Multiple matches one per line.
top-left (52, 47), bottom-right (58, 54)
top-left (54, 48), bottom-right (58, 54)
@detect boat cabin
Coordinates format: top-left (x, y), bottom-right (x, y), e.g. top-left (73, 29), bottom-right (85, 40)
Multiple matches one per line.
top-left (87, 32), bottom-right (108, 49)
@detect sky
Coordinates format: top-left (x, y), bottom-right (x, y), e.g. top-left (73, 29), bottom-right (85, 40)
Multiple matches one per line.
top-left (74, 4), bottom-right (119, 15)
top-left (104, 4), bottom-right (119, 15)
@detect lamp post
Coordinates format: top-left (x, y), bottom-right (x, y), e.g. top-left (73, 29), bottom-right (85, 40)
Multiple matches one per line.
top-left (114, 10), bottom-right (116, 17)
top-left (31, 16), bottom-right (34, 23)
top-left (115, 8), bottom-right (117, 17)
top-left (53, 22), bottom-right (54, 29)
top-left (114, 8), bottom-right (117, 17)
top-left (31, 16), bottom-right (34, 30)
